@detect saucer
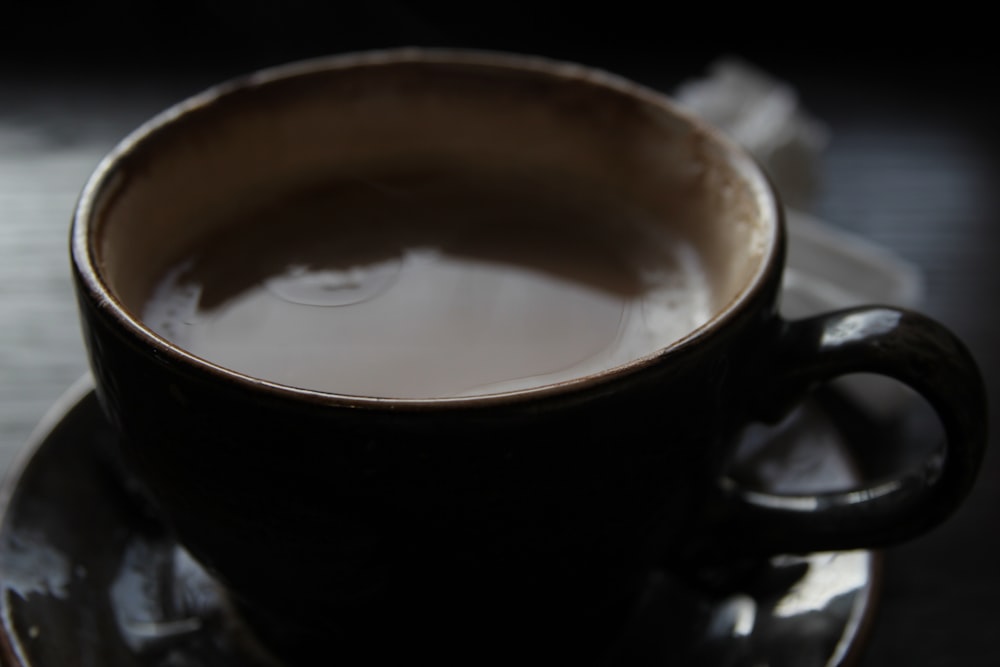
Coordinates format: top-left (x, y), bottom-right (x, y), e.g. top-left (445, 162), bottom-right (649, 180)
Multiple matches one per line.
top-left (0, 378), bottom-right (879, 666)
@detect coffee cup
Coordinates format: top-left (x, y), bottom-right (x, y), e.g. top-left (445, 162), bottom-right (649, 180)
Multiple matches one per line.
top-left (70, 49), bottom-right (987, 664)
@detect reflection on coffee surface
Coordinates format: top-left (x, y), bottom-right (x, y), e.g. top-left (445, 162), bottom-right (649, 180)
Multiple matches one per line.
top-left (143, 163), bottom-right (713, 397)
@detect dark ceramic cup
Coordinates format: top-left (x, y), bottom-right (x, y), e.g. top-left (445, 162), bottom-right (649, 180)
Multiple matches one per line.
top-left (71, 49), bottom-right (986, 664)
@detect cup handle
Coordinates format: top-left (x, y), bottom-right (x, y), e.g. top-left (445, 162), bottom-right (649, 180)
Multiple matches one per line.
top-left (718, 306), bottom-right (987, 556)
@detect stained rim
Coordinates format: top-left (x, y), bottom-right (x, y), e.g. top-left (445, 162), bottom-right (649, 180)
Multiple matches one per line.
top-left (70, 47), bottom-right (782, 408)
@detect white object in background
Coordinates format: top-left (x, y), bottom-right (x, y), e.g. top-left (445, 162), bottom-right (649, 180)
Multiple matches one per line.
top-left (783, 209), bottom-right (924, 317)
top-left (674, 58), bottom-right (830, 210)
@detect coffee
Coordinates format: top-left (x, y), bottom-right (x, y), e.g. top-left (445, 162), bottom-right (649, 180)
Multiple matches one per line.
top-left (143, 162), bottom-right (714, 398)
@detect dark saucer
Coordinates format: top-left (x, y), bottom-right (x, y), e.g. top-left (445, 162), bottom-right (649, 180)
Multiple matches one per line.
top-left (0, 378), bottom-right (879, 667)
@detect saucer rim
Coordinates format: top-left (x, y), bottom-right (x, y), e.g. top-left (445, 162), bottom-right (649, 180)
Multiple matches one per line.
top-left (0, 376), bottom-right (96, 667)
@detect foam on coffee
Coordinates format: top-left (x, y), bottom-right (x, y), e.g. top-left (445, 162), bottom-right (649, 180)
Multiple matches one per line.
top-left (142, 163), bottom-right (714, 398)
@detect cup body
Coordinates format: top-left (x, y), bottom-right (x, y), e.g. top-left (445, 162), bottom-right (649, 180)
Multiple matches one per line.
top-left (78, 286), bottom-right (780, 660)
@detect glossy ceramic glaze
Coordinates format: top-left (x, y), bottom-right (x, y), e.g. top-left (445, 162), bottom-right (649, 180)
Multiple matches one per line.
top-left (69, 50), bottom-right (986, 663)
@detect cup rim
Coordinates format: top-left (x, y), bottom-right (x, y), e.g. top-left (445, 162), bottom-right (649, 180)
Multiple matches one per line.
top-left (71, 47), bottom-right (783, 408)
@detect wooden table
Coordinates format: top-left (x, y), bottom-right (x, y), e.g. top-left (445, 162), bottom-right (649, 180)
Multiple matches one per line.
top-left (2, 24), bottom-right (997, 666)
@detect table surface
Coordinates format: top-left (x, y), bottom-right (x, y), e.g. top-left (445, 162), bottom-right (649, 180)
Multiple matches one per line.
top-left (1, 19), bottom-right (998, 666)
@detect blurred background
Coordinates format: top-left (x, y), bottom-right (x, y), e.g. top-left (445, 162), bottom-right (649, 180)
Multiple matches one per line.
top-left (1, 3), bottom-right (997, 665)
